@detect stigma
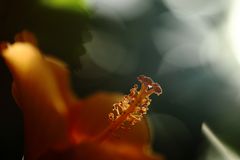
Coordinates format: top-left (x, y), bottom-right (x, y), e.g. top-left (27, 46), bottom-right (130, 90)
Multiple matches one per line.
top-left (109, 75), bottom-right (162, 128)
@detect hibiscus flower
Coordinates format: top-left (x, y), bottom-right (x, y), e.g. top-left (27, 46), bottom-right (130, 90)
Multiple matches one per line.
top-left (0, 31), bottom-right (163, 160)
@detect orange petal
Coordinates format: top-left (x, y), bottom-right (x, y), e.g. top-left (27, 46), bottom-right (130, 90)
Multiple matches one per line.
top-left (2, 43), bottom-right (77, 159)
top-left (51, 92), bottom-right (163, 159)
top-left (38, 142), bottom-right (164, 160)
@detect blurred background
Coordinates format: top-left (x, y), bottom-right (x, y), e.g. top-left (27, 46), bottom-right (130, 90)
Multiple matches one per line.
top-left (1, 0), bottom-right (240, 159)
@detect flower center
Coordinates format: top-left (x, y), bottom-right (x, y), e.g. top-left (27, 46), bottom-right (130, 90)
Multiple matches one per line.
top-left (93, 75), bottom-right (162, 143)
